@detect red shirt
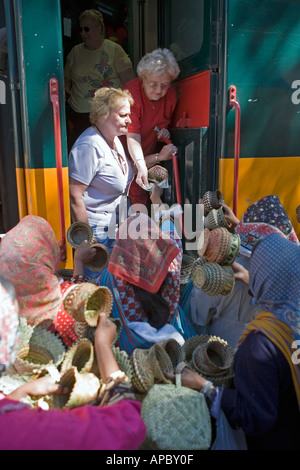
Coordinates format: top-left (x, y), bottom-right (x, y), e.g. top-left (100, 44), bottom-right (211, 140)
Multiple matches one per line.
top-left (122, 78), bottom-right (177, 204)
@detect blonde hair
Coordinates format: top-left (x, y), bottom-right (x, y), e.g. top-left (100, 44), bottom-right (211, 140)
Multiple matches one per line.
top-left (89, 87), bottom-right (134, 125)
top-left (79, 9), bottom-right (105, 36)
top-left (137, 48), bottom-right (180, 81)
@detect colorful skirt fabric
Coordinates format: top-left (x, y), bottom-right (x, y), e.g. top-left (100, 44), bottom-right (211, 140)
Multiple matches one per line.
top-left (98, 270), bottom-right (197, 355)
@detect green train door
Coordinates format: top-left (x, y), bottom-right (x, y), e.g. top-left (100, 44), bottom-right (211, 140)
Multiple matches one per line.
top-left (3, 0), bottom-right (72, 265)
top-left (220, 0), bottom-right (300, 237)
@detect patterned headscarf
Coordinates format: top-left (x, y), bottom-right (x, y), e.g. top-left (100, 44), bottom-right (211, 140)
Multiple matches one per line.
top-left (0, 216), bottom-right (62, 327)
top-left (108, 213), bottom-right (180, 294)
top-left (249, 233), bottom-right (300, 341)
top-left (0, 284), bottom-right (20, 373)
top-left (236, 195), bottom-right (299, 251)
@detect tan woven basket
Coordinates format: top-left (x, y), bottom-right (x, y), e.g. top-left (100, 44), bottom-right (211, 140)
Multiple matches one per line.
top-left (130, 344), bottom-right (173, 394)
top-left (86, 243), bottom-right (109, 272)
top-left (52, 367), bottom-right (100, 409)
top-left (60, 338), bottom-right (94, 374)
top-left (66, 222), bottom-right (95, 248)
top-left (63, 283), bottom-right (113, 326)
top-left (202, 190), bottom-right (224, 213)
top-left (13, 344), bottom-right (54, 376)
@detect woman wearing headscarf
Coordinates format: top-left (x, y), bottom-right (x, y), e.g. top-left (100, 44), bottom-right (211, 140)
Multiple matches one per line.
top-left (96, 184), bottom-right (196, 355)
top-left (0, 215), bottom-right (97, 347)
top-left (170, 233), bottom-right (300, 450)
top-left (0, 279), bottom-right (146, 450)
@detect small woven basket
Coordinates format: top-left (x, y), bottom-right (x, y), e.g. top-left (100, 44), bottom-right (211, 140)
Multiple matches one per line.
top-left (158, 339), bottom-right (185, 370)
top-left (130, 344), bottom-right (173, 394)
top-left (63, 283), bottom-right (113, 326)
top-left (60, 338), bottom-right (94, 374)
top-left (192, 262), bottom-right (235, 296)
top-left (148, 165), bottom-right (169, 183)
top-left (52, 366), bottom-right (100, 409)
top-left (192, 340), bottom-right (233, 374)
top-left (202, 190), bottom-right (224, 213)
top-left (13, 344), bottom-right (54, 376)
top-left (197, 228), bottom-right (231, 264)
top-left (86, 243), bottom-right (109, 272)
top-left (66, 222), bottom-right (95, 248)
top-left (204, 207), bottom-right (232, 231)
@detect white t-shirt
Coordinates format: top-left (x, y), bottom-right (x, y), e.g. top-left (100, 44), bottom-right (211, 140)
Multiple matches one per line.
top-left (68, 127), bottom-right (133, 239)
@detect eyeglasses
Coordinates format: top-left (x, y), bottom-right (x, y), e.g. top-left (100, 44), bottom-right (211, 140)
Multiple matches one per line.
top-left (144, 76), bottom-right (171, 91)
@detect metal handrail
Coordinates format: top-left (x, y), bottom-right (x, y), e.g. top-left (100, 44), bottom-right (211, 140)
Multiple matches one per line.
top-left (229, 85), bottom-right (241, 216)
top-left (49, 78), bottom-right (66, 261)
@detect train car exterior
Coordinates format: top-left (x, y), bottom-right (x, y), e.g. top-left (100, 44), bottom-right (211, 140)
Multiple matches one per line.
top-left (1, 0), bottom-right (300, 263)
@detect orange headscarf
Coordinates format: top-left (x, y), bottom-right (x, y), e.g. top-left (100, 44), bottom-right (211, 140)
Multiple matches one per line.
top-left (0, 216), bottom-right (62, 327)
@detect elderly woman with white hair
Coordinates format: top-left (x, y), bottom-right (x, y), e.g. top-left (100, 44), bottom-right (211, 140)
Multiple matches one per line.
top-left (122, 48), bottom-right (180, 206)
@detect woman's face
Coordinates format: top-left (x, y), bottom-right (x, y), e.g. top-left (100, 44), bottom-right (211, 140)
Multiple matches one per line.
top-left (79, 18), bottom-right (102, 50)
top-left (142, 72), bottom-right (171, 101)
top-left (101, 99), bottom-right (132, 137)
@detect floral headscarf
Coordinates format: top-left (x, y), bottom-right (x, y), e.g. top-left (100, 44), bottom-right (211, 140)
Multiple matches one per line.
top-left (249, 233), bottom-right (300, 341)
top-left (0, 216), bottom-right (62, 326)
top-left (0, 284), bottom-right (20, 373)
top-left (108, 213), bottom-right (180, 294)
top-left (236, 195), bottom-right (299, 252)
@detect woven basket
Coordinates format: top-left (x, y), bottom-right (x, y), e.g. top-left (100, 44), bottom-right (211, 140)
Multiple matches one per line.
top-left (221, 233), bottom-right (241, 266)
top-left (13, 344), bottom-right (54, 376)
top-left (148, 165), bottom-right (168, 184)
top-left (52, 366), bottom-right (100, 409)
top-left (204, 208), bottom-right (232, 232)
top-left (140, 373), bottom-right (212, 450)
top-left (192, 262), bottom-right (235, 296)
top-left (158, 339), bottom-right (185, 370)
top-left (29, 327), bottom-right (66, 367)
top-left (197, 228), bottom-right (230, 264)
top-left (183, 335), bottom-right (234, 388)
top-left (60, 338), bottom-right (94, 374)
top-left (202, 190), bottom-right (224, 213)
top-left (192, 340), bottom-right (233, 374)
top-left (63, 283), bottom-right (113, 326)
top-left (130, 344), bottom-right (173, 394)
top-left (86, 243), bottom-right (109, 272)
top-left (66, 222), bottom-right (96, 248)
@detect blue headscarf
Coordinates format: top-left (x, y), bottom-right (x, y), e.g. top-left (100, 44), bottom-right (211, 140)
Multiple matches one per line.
top-left (249, 233), bottom-right (300, 342)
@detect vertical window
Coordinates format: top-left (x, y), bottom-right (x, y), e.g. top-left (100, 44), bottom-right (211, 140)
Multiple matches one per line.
top-left (169, 0), bottom-right (204, 61)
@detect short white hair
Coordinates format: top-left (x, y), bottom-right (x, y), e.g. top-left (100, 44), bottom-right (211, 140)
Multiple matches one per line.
top-left (137, 48), bottom-right (180, 81)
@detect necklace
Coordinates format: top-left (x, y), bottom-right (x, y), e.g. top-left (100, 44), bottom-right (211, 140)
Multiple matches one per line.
top-left (94, 125), bottom-right (127, 175)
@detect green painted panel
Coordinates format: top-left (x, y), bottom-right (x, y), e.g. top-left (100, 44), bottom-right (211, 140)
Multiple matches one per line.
top-left (16, 0), bottom-right (67, 169)
top-left (226, 0), bottom-right (300, 158)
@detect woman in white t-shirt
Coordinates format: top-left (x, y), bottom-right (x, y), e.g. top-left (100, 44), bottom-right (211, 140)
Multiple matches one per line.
top-left (68, 87), bottom-right (134, 278)
top-left (64, 9), bottom-right (135, 151)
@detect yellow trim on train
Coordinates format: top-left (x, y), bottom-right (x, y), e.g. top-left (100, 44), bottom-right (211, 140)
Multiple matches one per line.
top-left (16, 167), bottom-right (73, 269)
top-left (219, 156), bottom-right (300, 239)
